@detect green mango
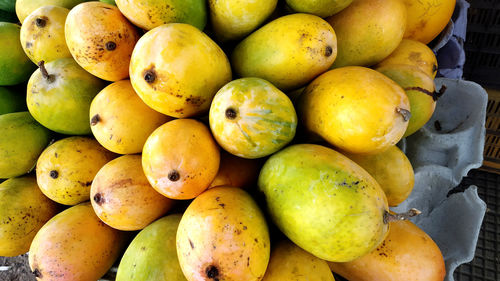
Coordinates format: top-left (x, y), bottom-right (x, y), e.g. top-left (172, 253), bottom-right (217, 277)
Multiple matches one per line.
top-left (0, 0), bottom-right (15, 12)
top-left (26, 58), bottom-right (106, 135)
top-left (116, 214), bottom-right (186, 281)
top-left (286, 0), bottom-right (353, 17)
top-left (0, 112), bottom-right (51, 178)
top-left (100, 0), bottom-right (116, 5)
top-left (0, 86), bottom-right (26, 115)
top-left (258, 144), bottom-right (390, 262)
top-left (0, 22), bottom-right (36, 86)
top-left (0, 9), bottom-right (17, 22)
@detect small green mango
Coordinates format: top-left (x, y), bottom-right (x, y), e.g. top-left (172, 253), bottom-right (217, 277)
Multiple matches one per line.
top-left (0, 86), bottom-right (26, 115)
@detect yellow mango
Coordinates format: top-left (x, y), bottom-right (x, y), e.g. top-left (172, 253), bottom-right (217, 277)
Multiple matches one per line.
top-left (327, 0), bottom-right (406, 68)
top-left (298, 66), bottom-right (410, 154)
top-left (343, 146), bottom-right (415, 206)
top-left (177, 186), bottom-right (270, 281)
top-left (329, 220), bottom-right (446, 281)
top-left (65, 2), bottom-right (140, 81)
top-left (89, 80), bottom-right (172, 154)
top-left (208, 0), bottom-right (277, 41)
top-left (262, 240), bottom-right (335, 281)
top-left (208, 151), bottom-right (261, 189)
top-left (29, 202), bottom-right (128, 281)
top-left (130, 23), bottom-right (231, 118)
top-left (91, 155), bottom-right (174, 231)
top-left (376, 39), bottom-right (438, 78)
top-left (15, 0), bottom-right (87, 23)
top-left (286, 0), bottom-right (353, 17)
top-left (36, 136), bottom-right (116, 205)
top-left (0, 176), bottom-right (59, 257)
top-left (232, 13), bottom-right (337, 91)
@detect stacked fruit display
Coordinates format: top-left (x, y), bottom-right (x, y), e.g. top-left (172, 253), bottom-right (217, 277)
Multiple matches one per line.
top-left (0, 0), bottom-right (457, 280)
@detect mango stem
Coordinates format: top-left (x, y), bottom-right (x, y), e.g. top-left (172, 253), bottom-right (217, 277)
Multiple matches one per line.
top-left (37, 61), bottom-right (55, 83)
top-left (383, 208), bottom-right (421, 224)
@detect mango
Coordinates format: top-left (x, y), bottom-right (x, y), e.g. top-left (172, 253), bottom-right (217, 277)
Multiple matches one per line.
top-left (262, 240), bottom-right (335, 281)
top-left (26, 58), bottom-right (106, 135)
top-left (0, 0), bottom-right (15, 12)
top-left (209, 78), bottom-right (297, 159)
top-left (329, 220), bottom-right (446, 281)
top-left (29, 202), bottom-right (128, 281)
top-left (142, 119), bottom-right (220, 200)
top-left (65, 2), bottom-right (140, 81)
top-left (298, 66), bottom-right (410, 154)
top-left (15, 0), bottom-right (88, 23)
top-left (20, 6), bottom-right (72, 64)
top-left (0, 22), bottom-right (36, 86)
top-left (36, 136), bottom-right (116, 205)
top-left (286, 0), bottom-right (353, 17)
top-left (89, 80), bottom-right (172, 154)
top-left (376, 39), bottom-right (438, 78)
top-left (343, 146), bottom-right (414, 206)
top-left (116, 0), bottom-right (207, 31)
top-left (208, 151), bottom-right (261, 189)
top-left (326, 0), bottom-right (406, 68)
top-left (232, 13), bottom-right (337, 91)
top-left (0, 112), bottom-right (51, 178)
top-left (376, 64), bottom-right (436, 137)
top-left (258, 144), bottom-right (389, 262)
top-left (100, 0), bottom-right (115, 5)
top-left (177, 186), bottom-right (270, 281)
top-left (116, 214), bottom-right (186, 281)
top-left (0, 86), bottom-right (26, 115)
top-left (403, 0), bottom-right (456, 44)
top-left (208, 0), bottom-right (277, 41)
top-left (91, 155), bottom-right (174, 231)
top-left (130, 23), bottom-right (231, 118)
top-left (0, 176), bottom-right (59, 257)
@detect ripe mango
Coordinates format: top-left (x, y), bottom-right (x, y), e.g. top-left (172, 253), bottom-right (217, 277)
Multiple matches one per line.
top-left (208, 0), bottom-right (277, 41)
top-left (116, 214), bottom-right (186, 281)
top-left (0, 86), bottom-right (26, 115)
top-left (298, 66), bottom-right (410, 154)
top-left (262, 240), bottom-right (335, 281)
top-left (343, 145), bottom-right (415, 206)
top-left (177, 186), bottom-right (270, 281)
top-left (116, 0), bottom-right (207, 31)
top-left (232, 13), bottom-right (337, 91)
top-left (29, 202), bottom-right (128, 281)
top-left (142, 119), bottom-right (220, 200)
top-left (130, 23), bottom-right (231, 118)
top-left (91, 155), bottom-right (174, 231)
top-left (27, 58), bottom-right (107, 135)
top-left (329, 220), bottom-right (446, 281)
top-left (258, 144), bottom-right (389, 262)
top-left (20, 6), bottom-right (72, 64)
top-left (209, 77), bottom-right (297, 159)
top-left (89, 80), bottom-right (172, 154)
top-left (0, 176), bottom-right (59, 257)
top-left (15, 0), bottom-right (88, 23)
top-left (65, 2), bottom-right (140, 81)
top-left (36, 136), bottom-right (116, 205)
top-left (286, 0), bottom-right (353, 17)
top-left (208, 151), bottom-right (261, 189)
top-left (327, 0), bottom-right (406, 68)
top-left (0, 111), bottom-right (51, 179)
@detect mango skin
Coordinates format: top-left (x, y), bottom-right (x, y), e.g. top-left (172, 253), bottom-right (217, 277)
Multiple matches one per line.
top-left (15, 0), bottom-right (88, 23)
top-left (0, 176), bottom-right (59, 257)
top-left (209, 78), bottom-right (297, 159)
top-left (232, 13), bottom-right (337, 91)
top-left (299, 66), bottom-right (410, 154)
top-left (91, 155), bottom-right (174, 231)
top-left (0, 22), bottom-right (36, 86)
top-left (258, 144), bottom-right (389, 262)
top-left (20, 6), bottom-right (72, 64)
top-left (177, 186), bottom-right (270, 281)
top-left (27, 57), bottom-right (107, 135)
top-left (286, 0), bottom-right (353, 17)
top-left (89, 80), bottom-right (172, 154)
top-left (376, 64), bottom-right (436, 137)
top-left (329, 220), bottom-right (446, 281)
top-left (208, 151), bottom-right (261, 189)
top-left (36, 136), bottom-right (116, 205)
top-left (327, 0), bottom-right (407, 68)
top-left (116, 0), bottom-right (207, 31)
top-left (0, 0), bottom-right (15, 12)
top-left (65, 2), bottom-right (140, 81)
top-left (29, 202), bottom-right (128, 281)
top-left (344, 146), bottom-right (414, 206)
top-left (116, 214), bottom-right (187, 281)
top-left (0, 112), bottom-right (51, 179)
top-left (0, 86), bottom-right (26, 115)
top-left (208, 0), bottom-right (277, 41)
top-left (130, 23), bottom-right (231, 118)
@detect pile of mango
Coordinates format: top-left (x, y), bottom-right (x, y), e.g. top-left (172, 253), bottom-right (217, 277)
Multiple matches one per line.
top-left (0, 0), bottom-right (457, 280)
